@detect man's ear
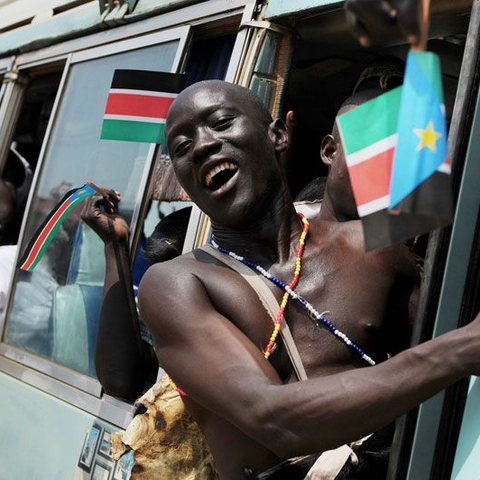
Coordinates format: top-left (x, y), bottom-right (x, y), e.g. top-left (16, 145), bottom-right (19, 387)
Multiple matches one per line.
top-left (320, 134), bottom-right (338, 166)
top-left (268, 119), bottom-right (288, 153)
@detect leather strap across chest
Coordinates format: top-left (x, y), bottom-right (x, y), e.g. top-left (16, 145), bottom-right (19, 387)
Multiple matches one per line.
top-left (200, 244), bottom-right (308, 381)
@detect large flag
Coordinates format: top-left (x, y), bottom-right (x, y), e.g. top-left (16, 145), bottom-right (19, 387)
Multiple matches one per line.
top-left (336, 51), bottom-right (452, 250)
top-left (100, 70), bottom-right (185, 144)
top-left (18, 184), bottom-right (96, 272)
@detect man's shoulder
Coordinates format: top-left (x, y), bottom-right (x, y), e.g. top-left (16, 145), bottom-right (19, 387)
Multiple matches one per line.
top-left (309, 217), bottom-right (365, 251)
top-left (140, 246), bottom-right (227, 287)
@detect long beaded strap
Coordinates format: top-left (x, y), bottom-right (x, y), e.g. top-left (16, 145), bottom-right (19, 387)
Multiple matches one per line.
top-left (210, 238), bottom-right (376, 366)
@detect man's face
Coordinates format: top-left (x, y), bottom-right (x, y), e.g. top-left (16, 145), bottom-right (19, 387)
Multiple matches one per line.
top-left (166, 82), bottom-right (282, 226)
top-left (326, 118), bottom-right (359, 220)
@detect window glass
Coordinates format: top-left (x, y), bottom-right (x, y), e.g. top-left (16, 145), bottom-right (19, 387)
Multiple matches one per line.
top-left (4, 40), bottom-right (180, 377)
top-left (249, 30), bottom-right (281, 111)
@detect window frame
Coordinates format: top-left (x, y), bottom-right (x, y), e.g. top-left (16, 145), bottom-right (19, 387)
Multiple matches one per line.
top-left (0, 6), bottom-right (252, 427)
top-left (0, 23), bottom-right (191, 400)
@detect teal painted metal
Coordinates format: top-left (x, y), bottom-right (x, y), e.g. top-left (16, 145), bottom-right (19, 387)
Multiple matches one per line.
top-left (0, 372), bottom-right (95, 479)
top-left (451, 377), bottom-right (480, 479)
top-left (0, 3), bottom-right (103, 57)
top-left (0, 0), bottom-right (203, 58)
top-left (264, 0), bottom-right (343, 19)
top-left (406, 62), bottom-right (480, 480)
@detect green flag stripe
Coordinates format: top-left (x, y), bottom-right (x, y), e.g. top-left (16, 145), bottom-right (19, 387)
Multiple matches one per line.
top-left (337, 87), bottom-right (402, 155)
top-left (101, 118), bottom-right (166, 143)
top-left (345, 134), bottom-right (397, 166)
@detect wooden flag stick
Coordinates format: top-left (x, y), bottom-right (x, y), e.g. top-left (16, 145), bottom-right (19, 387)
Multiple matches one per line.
top-left (412, 0), bottom-right (431, 51)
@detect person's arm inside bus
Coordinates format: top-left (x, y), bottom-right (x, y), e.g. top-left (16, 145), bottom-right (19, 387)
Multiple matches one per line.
top-left (82, 189), bottom-right (156, 400)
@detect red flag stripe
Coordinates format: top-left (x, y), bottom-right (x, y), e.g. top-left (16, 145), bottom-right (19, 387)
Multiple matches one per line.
top-left (348, 147), bottom-right (394, 207)
top-left (104, 93), bottom-right (175, 119)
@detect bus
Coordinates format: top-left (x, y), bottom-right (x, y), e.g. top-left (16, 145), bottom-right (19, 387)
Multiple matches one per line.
top-left (0, 0), bottom-right (478, 478)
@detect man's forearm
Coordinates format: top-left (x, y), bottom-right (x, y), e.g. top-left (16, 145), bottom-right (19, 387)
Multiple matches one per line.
top-left (95, 240), bottom-right (144, 399)
top-left (253, 325), bottom-right (471, 457)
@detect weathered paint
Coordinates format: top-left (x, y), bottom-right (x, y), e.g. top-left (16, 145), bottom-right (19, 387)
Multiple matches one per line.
top-left (0, 2), bottom-right (103, 56)
top-left (0, 372), bottom-right (96, 479)
top-left (264, 0), bottom-right (342, 20)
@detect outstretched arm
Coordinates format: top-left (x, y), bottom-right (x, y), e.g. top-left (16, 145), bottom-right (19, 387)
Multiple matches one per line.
top-left (82, 189), bottom-right (154, 400)
top-left (139, 258), bottom-right (480, 457)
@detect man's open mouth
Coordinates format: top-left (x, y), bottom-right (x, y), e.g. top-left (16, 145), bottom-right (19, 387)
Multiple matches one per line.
top-left (204, 162), bottom-right (238, 191)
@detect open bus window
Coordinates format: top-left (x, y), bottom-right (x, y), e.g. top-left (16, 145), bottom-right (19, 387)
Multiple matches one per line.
top-left (2, 27), bottom-right (236, 391)
top-left (2, 71), bottom-right (63, 245)
top-left (276, 5), bottom-right (470, 479)
top-left (3, 36), bottom-right (186, 377)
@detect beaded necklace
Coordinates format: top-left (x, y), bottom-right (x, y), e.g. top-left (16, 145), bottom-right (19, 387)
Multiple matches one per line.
top-left (210, 216), bottom-right (376, 366)
top-left (263, 212), bottom-right (309, 358)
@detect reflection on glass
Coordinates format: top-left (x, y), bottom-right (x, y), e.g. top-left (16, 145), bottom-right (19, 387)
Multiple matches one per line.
top-left (5, 40), bottom-right (180, 377)
top-left (132, 200), bottom-right (192, 350)
top-left (254, 30), bottom-right (280, 75)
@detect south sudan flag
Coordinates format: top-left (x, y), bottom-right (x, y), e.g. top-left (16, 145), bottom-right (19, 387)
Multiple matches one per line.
top-left (337, 87), bottom-right (402, 220)
top-left (337, 51), bottom-right (452, 251)
top-left (18, 184), bottom-right (96, 272)
top-left (389, 51), bottom-right (452, 226)
top-left (100, 70), bottom-right (185, 144)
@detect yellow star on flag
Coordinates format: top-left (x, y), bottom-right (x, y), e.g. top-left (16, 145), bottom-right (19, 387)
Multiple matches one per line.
top-left (413, 120), bottom-right (442, 152)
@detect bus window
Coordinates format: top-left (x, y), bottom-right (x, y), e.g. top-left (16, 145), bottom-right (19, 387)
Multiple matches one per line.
top-left (3, 70), bottom-right (63, 244)
top-left (3, 27), bottom-right (191, 380)
top-left (99, 30), bottom-right (237, 397)
top-left (271, 4), bottom-right (472, 480)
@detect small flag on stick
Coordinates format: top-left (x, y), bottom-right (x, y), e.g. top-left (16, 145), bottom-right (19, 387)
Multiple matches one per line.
top-left (100, 70), bottom-right (185, 144)
top-left (337, 87), bottom-right (401, 220)
top-left (337, 51), bottom-right (452, 250)
top-left (18, 184), bottom-right (96, 272)
top-left (389, 50), bottom-right (452, 225)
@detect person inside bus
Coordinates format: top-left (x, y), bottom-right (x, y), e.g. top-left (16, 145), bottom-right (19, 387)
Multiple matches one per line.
top-left (0, 176), bottom-right (17, 317)
top-left (81, 189), bottom-right (192, 399)
top-left (131, 79), bottom-right (480, 480)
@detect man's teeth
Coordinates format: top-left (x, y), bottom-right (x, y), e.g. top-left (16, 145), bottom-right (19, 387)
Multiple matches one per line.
top-left (205, 162), bottom-right (237, 187)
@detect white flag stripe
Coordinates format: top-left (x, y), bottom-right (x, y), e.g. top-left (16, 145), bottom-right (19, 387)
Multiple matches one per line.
top-left (109, 89), bottom-right (177, 98)
top-left (437, 162), bottom-right (451, 174)
top-left (357, 195), bottom-right (390, 217)
top-left (104, 114), bottom-right (166, 124)
top-left (346, 134), bottom-right (398, 167)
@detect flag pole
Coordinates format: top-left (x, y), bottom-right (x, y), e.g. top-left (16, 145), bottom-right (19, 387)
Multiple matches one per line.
top-left (412, 0), bottom-right (431, 51)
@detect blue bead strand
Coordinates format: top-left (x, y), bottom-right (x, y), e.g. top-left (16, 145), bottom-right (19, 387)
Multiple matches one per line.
top-left (211, 238), bottom-right (376, 366)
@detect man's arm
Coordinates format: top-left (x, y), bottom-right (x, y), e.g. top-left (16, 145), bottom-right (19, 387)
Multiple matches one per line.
top-left (139, 258), bottom-right (480, 458)
top-left (82, 191), bottom-right (152, 400)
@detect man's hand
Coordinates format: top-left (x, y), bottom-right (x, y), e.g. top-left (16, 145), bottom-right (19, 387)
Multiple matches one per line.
top-left (344, 0), bottom-right (422, 48)
top-left (81, 187), bottom-right (129, 244)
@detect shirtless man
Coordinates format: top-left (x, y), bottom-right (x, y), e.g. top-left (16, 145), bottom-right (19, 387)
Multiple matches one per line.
top-left (138, 80), bottom-right (480, 479)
